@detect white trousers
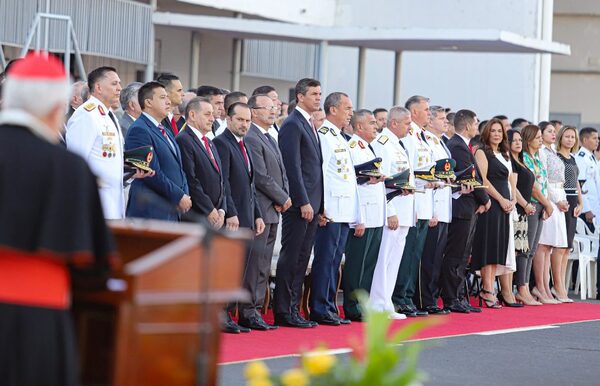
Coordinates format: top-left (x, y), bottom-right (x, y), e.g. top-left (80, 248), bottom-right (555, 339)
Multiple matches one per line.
top-left (369, 225), bottom-right (410, 312)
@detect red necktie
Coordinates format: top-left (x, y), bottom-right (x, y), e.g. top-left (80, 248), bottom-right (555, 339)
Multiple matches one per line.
top-left (239, 139), bottom-right (249, 170)
top-left (469, 143), bottom-right (474, 154)
top-left (170, 116), bottom-right (179, 136)
top-left (309, 117), bottom-right (318, 138)
top-left (202, 136), bottom-right (219, 172)
top-left (158, 124), bottom-right (169, 140)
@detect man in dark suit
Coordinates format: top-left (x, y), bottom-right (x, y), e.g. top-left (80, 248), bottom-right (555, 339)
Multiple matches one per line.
top-left (125, 81), bottom-right (191, 221)
top-left (175, 97), bottom-right (226, 228)
top-left (440, 109), bottom-right (490, 313)
top-left (196, 86), bottom-right (226, 137)
top-left (157, 73), bottom-right (184, 137)
top-left (274, 78), bottom-right (323, 328)
top-left (214, 102), bottom-right (266, 333)
top-left (213, 91), bottom-right (248, 137)
top-left (244, 94), bottom-right (291, 330)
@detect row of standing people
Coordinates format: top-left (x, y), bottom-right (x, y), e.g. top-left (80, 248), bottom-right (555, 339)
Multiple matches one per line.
top-left (63, 67), bottom-right (587, 335)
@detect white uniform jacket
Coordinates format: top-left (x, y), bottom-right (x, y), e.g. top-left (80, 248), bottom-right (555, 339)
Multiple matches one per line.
top-left (318, 120), bottom-right (362, 224)
top-left (424, 130), bottom-right (453, 223)
top-left (575, 146), bottom-right (600, 216)
top-left (67, 96), bottom-right (125, 219)
top-left (400, 122), bottom-right (434, 220)
top-left (348, 134), bottom-right (386, 228)
top-left (372, 128), bottom-right (416, 227)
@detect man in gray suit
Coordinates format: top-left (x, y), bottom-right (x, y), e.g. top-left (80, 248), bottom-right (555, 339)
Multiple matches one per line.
top-left (118, 82), bottom-right (143, 137)
top-left (242, 94), bottom-right (292, 329)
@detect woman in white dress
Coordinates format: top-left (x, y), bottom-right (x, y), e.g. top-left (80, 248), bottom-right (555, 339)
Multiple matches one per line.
top-left (534, 122), bottom-right (568, 304)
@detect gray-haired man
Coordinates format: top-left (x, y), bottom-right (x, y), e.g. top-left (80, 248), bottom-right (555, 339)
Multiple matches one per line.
top-left (118, 81), bottom-right (143, 137)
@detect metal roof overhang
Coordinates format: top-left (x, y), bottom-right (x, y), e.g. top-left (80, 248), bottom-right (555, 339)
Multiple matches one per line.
top-left (153, 12), bottom-right (571, 55)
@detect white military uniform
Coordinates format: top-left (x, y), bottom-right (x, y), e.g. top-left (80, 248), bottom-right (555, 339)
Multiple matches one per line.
top-left (424, 130), bottom-right (452, 223)
top-left (400, 122), bottom-right (434, 221)
top-left (575, 146), bottom-right (600, 216)
top-left (67, 96), bottom-right (125, 219)
top-left (318, 120), bottom-right (361, 224)
top-left (369, 127), bottom-right (415, 313)
top-left (348, 135), bottom-right (386, 228)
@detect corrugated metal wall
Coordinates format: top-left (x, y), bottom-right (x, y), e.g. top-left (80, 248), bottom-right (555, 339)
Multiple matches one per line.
top-left (0, 0), bottom-right (152, 64)
top-left (242, 39), bottom-right (317, 81)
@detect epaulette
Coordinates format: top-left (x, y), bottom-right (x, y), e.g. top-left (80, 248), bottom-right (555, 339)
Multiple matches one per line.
top-left (578, 151), bottom-right (585, 157)
top-left (318, 127), bottom-right (329, 134)
top-left (83, 102), bottom-right (96, 112)
top-left (349, 140), bottom-right (357, 148)
top-left (377, 135), bottom-right (389, 145)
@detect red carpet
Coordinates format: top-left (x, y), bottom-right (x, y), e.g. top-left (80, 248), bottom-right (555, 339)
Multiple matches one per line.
top-left (219, 301), bottom-right (600, 364)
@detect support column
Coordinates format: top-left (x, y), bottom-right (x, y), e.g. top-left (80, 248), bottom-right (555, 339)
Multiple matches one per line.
top-left (231, 13), bottom-right (242, 91)
top-left (145, 0), bottom-right (157, 82)
top-left (357, 46), bottom-right (366, 108)
top-left (231, 39), bottom-right (242, 91)
top-left (0, 45), bottom-right (6, 70)
top-left (393, 51), bottom-right (403, 106)
top-left (537, 0), bottom-right (553, 121)
top-left (190, 31), bottom-right (201, 88)
top-left (316, 40), bottom-right (328, 95)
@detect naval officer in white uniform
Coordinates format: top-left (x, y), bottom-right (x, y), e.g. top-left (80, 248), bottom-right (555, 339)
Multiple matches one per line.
top-left (416, 105), bottom-right (453, 314)
top-left (67, 66), bottom-right (151, 219)
top-left (393, 95), bottom-right (435, 317)
top-left (343, 109), bottom-right (386, 321)
top-left (370, 106), bottom-right (415, 320)
top-left (310, 92), bottom-right (362, 326)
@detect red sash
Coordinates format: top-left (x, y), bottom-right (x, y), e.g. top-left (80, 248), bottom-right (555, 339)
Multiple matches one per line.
top-left (0, 248), bottom-right (69, 309)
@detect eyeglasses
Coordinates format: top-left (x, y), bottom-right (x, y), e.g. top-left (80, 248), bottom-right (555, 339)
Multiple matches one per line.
top-left (253, 106), bottom-right (277, 111)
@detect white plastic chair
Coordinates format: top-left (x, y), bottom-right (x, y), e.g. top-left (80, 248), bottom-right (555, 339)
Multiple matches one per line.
top-left (576, 217), bottom-right (593, 236)
top-left (568, 236), bottom-right (596, 299)
top-left (575, 218), bottom-right (599, 297)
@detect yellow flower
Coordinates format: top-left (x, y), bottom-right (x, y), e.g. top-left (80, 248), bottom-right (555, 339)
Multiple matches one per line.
top-left (302, 350), bottom-right (337, 376)
top-left (244, 361), bottom-right (270, 380)
top-left (281, 368), bottom-right (309, 386)
top-left (247, 378), bottom-right (272, 386)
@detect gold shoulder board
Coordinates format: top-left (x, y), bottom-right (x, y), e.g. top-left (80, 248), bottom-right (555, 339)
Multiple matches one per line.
top-left (377, 135), bottom-right (389, 145)
top-left (83, 102), bottom-right (97, 112)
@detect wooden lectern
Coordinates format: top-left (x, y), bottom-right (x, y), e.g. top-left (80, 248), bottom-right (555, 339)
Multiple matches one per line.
top-left (72, 219), bottom-right (249, 386)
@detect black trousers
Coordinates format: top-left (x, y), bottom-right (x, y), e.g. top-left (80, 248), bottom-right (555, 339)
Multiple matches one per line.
top-left (273, 209), bottom-right (319, 317)
top-left (440, 216), bottom-right (477, 306)
top-left (238, 221), bottom-right (278, 321)
top-left (415, 222), bottom-right (448, 309)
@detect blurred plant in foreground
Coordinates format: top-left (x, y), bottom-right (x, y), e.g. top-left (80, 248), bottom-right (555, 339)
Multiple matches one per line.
top-left (244, 291), bottom-right (431, 386)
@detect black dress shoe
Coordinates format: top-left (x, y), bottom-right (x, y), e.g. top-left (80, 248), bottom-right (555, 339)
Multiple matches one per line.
top-left (422, 305), bottom-right (450, 315)
top-left (221, 319), bottom-right (241, 334)
top-left (239, 317), bottom-right (273, 331)
top-left (407, 304), bottom-right (428, 317)
top-left (331, 313), bottom-right (352, 325)
top-left (293, 312), bottom-right (318, 327)
top-left (465, 303), bottom-right (482, 313)
top-left (238, 325), bottom-right (251, 333)
top-left (444, 301), bottom-right (470, 314)
top-left (346, 313), bottom-right (363, 322)
top-left (397, 305), bottom-right (417, 317)
top-left (274, 314), bottom-right (313, 328)
top-left (310, 314), bottom-right (341, 326)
